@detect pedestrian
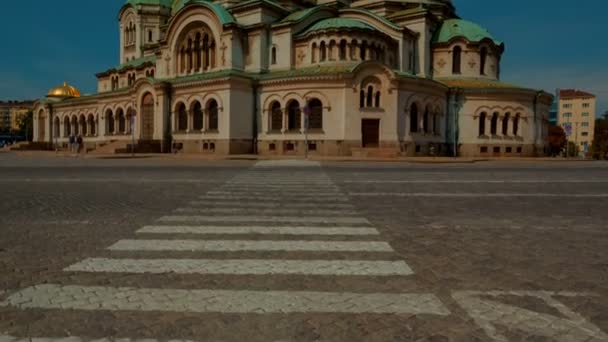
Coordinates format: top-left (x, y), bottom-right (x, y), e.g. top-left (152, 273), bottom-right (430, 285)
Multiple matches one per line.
top-left (76, 135), bottom-right (83, 154)
top-left (68, 134), bottom-right (75, 153)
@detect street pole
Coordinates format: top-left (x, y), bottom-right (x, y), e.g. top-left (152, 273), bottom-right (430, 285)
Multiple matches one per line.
top-left (131, 114), bottom-right (135, 158)
top-left (303, 102), bottom-right (310, 159)
top-left (452, 92), bottom-right (459, 158)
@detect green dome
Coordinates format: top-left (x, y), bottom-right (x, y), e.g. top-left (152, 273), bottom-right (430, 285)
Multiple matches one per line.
top-left (300, 18), bottom-right (375, 37)
top-left (170, 0), bottom-right (236, 24)
top-left (433, 19), bottom-right (502, 46)
top-left (125, 0), bottom-right (173, 8)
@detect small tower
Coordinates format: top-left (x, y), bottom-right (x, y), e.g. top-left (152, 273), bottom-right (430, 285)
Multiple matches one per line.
top-left (119, 0), bottom-right (172, 64)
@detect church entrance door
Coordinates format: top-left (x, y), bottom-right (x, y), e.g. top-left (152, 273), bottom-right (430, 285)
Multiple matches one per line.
top-left (141, 93), bottom-right (154, 140)
top-left (361, 119), bottom-right (379, 148)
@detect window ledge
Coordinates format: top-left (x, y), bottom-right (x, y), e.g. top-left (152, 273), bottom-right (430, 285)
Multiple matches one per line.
top-left (360, 107), bottom-right (385, 113)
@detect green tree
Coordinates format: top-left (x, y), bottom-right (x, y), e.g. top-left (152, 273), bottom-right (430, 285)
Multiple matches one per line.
top-left (547, 125), bottom-right (567, 156)
top-left (591, 111), bottom-right (608, 159)
top-left (13, 110), bottom-right (33, 141)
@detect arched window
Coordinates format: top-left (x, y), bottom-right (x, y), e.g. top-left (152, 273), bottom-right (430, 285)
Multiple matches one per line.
top-left (117, 110), bottom-right (126, 134)
top-left (88, 114), bottom-right (96, 136)
top-left (366, 86), bottom-right (373, 107)
top-left (375, 91), bottom-right (381, 108)
top-left (360, 41), bottom-right (367, 60)
top-left (271, 46), bottom-right (277, 65)
top-left (359, 90), bottom-right (365, 108)
top-left (175, 25), bottom-right (215, 74)
top-left (177, 103), bottom-right (187, 131)
top-left (490, 112), bottom-right (499, 135)
top-left (63, 116), bottom-right (71, 137)
top-left (207, 99), bottom-right (219, 131)
top-left (308, 98), bottom-right (323, 130)
top-left (480, 47), bottom-right (487, 75)
top-left (53, 117), bottom-right (60, 138)
top-left (350, 40), bottom-right (357, 60)
top-left (311, 43), bottom-right (317, 63)
top-left (287, 100), bottom-right (301, 131)
top-left (270, 101), bottom-right (282, 131)
top-left (192, 101), bottom-right (203, 131)
top-left (106, 110), bottom-right (114, 135)
top-left (320, 42), bottom-right (327, 61)
top-left (194, 33), bottom-right (201, 71)
top-left (203, 34), bottom-right (210, 70)
top-left (479, 112), bottom-right (487, 136)
top-left (513, 113), bottom-right (521, 136)
top-left (502, 113), bottom-right (510, 136)
top-left (410, 103), bottom-right (419, 133)
top-left (433, 113), bottom-right (439, 134)
top-left (79, 115), bottom-right (87, 136)
top-left (423, 106), bottom-right (430, 133)
top-left (452, 46), bottom-right (462, 74)
top-left (339, 40), bottom-right (347, 60)
top-left (72, 116), bottom-right (79, 135)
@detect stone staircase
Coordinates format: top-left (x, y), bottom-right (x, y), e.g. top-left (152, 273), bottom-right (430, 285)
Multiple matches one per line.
top-left (90, 140), bottom-right (129, 155)
top-left (116, 140), bottom-right (162, 154)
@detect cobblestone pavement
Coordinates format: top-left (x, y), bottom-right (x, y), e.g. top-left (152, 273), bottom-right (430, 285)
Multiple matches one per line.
top-left (0, 156), bottom-right (607, 341)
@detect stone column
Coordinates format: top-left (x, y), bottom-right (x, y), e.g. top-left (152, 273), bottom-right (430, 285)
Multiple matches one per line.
top-left (187, 110), bottom-right (193, 133)
top-left (282, 109), bottom-right (287, 133)
top-left (203, 109), bottom-right (209, 132)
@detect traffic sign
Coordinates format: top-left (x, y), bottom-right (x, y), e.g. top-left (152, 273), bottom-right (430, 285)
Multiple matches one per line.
top-left (564, 122), bottom-right (572, 137)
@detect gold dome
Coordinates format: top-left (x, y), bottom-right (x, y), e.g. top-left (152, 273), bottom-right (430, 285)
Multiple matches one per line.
top-left (47, 81), bottom-right (81, 98)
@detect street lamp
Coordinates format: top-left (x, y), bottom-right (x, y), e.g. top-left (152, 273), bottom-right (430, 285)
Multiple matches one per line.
top-left (452, 91), bottom-right (460, 158)
top-left (303, 100), bottom-right (311, 159)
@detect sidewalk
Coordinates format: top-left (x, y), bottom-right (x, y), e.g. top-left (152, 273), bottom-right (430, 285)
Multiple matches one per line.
top-left (5, 150), bottom-right (598, 164)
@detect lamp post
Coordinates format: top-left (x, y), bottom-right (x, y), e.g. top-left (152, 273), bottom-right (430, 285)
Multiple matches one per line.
top-left (303, 101), bottom-right (311, 159)
top-left (130, 104), bottom-right (136, 157)
top-left (452, 91), bottom-right (460, 158)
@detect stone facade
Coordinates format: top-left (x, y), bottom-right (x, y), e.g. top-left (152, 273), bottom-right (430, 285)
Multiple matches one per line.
top-left (32, 0), bottom-right (552, 157)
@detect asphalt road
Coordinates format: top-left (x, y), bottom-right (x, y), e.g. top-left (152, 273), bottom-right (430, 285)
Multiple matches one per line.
top-left (0, 153), bottom-right (607, 342)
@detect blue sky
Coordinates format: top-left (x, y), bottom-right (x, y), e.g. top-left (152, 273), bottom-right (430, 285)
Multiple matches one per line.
top-left (0, 0), bottom-right (606, 115)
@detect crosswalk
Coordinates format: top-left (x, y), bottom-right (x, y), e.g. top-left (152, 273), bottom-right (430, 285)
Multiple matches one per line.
top-left (0, 160), bottom-right (450, 340)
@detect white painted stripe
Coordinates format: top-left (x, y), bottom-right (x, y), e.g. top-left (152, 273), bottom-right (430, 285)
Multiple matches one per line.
top-left (137, 225), bottom-right (379, 236)
top-left (188, 201), bottom-right (354, 209)
top-left (1, 284), bottom-right (450, 315)
top-left (66, 258), bottom-right (413, 276)
top-left (343, 180), bottom-right (608, 184)
top-left (222, 184), bottom-right (338, 188)
top-left (227, 183), bottom-right (334, 186)
top-left (108, 240), bottom-right (394, 252)
top-left (0, 178), bottom-right (219, 184)
top-left (158, 215), bottom-right (369, 224)
top-left (349, 192), bottom-right (608, 198)
top-left (174, 208), bottom-right (357, 215)
top-left (198, 195), bottom-right (349, 201)
top-left (207, 191), bottom-right (343, 197)
top-left (0, 336), bottom-right (192, 342)
top-left (219, 188), bottom-right (341, 193)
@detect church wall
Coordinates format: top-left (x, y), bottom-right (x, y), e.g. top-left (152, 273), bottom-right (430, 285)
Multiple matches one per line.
top-left (170, 78), bottom-right (253, 155)
top-left (433, 43), bottom-right (500, 80)
top-left (257, 79), bottom-right (349, 156)
top-left (456, 93), bottom-right (541, 157)
top-left (269, 28), bottom-right (293, 71)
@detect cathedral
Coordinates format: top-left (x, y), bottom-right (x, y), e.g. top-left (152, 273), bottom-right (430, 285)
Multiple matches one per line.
top-left (32, 0), bottom-right (552, 157)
